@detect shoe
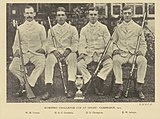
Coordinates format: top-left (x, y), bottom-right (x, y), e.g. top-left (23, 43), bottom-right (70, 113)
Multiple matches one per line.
top-left (93, 76), bottom-right (104, 96)
top-left (80, 81), bottom-right (90, 95)
top-left (15, 89), bottom-right (26, 97)
top-left (115, 90), bottom-right (123, 99)
top-left (136, 83), bottom-right (145, 99)
top-left (67, 81), bottom-right (76, 98)
top-left (41, 83), bottom-right (52, 100)
top-left (67, 90), bottom-right (75, 98)
top-left (94, 87), bottom-right (104, 96)
top-left (41, 92), bottom-right (50, 100)
top-left (15, 85), bottom-right (26, 97)
top-left (138, 91), bottom-right (145, 100)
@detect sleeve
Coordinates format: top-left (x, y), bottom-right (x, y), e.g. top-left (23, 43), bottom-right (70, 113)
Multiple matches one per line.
top-left (139, 29), bottom-right (147, 56)
top-left (46, 28), bottom-right (57, 54)
top-left (40, 26), bottom-right (47, 52)
top-left (112, 27), bottom-right (119, 52)
top-left (103, 25), bottom-right (111, 44)
top-left (12, 29), bottom-right (19, 55)
top-left (103, 25), bottom-right (112, 57)
top-left (78, 28), bottom-right (87, 55)
top-left (68, 27), bottom-right (79, 52)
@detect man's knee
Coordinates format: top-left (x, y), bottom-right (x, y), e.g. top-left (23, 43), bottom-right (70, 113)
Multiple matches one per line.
top-left (46, 54), bottom-right (57, 66)
top-left (35, 57), bottom-right (46, 70)
top-left (9, 60), bottom-right (19, 73)
top-left (77, 59), bottom-right (85, 69)
top-left (67, 53), bottom-right (77, 62)
top-left (103, 58), bottom-right (113, 68)
top-left (113, 55), bottom-right (122, 65)
top-left (9, 63), bottom-right (14, 73)
top-left (136, 56), bottom-right (147, 65)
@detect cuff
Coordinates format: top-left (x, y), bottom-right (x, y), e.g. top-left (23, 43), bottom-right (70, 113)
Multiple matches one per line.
top-left (66, 48), bottom-right (72, 53)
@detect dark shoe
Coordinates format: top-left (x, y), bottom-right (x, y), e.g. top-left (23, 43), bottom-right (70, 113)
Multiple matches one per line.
top-left (93, 76), bottom-right (104, 96)
top-left (80, 81), bottom-right (90, 95)
top-left (94, 87), bottom-right (104, 96)
top-left (41, 83), bottom-right (52, 100)
top-left (67, 81), bottom-right (76, 98)
top-left (15, 85), bottom-right (26, 97)
top-left (115, 90), bottom-right (123, 99)
top-left (41, 92), bottom-right (50, 100)
top-left (136, 83), bottom-right (145, 99)
top-left (138, 91), bottom-right (145, 100)
top-left (15, 89), bottom-right (26, 97)
top-left (67, 90), bottom-right (75, 98)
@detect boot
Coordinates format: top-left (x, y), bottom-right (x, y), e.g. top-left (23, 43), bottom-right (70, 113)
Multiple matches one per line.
top-left (67, 81), bottom-right (76, 98)
top-left (41, 83), bottom-right (52, 100)
top-left (93, 76), bottom-right (104, 96)
top-left (136, 83), bottom-right (145, 99)
top-left (115, 84), bottom-right (123, 99)
top-left (80, 81), bottom-right (90, 95)
top-left (15, 85), bottom-right (26, 97)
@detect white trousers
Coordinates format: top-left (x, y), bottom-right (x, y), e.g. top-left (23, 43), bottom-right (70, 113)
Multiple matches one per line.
top-left (77, 56), bottom-right (113, 84)
top-left (45, 53), bottom-right (77, 84)
top-left (9, 52), bottom-right (45, 87)
top-left (113, 54), bottom-right (147, 84)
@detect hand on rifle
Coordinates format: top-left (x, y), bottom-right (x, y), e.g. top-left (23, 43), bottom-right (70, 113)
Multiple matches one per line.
top-left (112, 49), bottom-right (121, 56)
top-left (57, 48), bottom-right (72, 62)
top-left (102, 54), bottom-right (111, 61)
top-left (62, 48), bottom-right (72, 59)
top-left (136, 51), bottom-right (143, 56)
top-left (14, 49), bottom-right (20, 58)
top-left (52, 50), bottom-right (63, 60)
top-left (36, 48), bottom-right (45, 54)
top-left (77, 53), bottom-right (87, 62)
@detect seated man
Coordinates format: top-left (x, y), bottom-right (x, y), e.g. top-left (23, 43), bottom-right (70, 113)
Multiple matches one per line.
top-left (41, 7), bottom-right (79, 100)
top-left (9, 5), bottom-right (46, 97)
top-left (112, 5), bottom-right (147, 99)
top-left (77, 7), bottom-right (113, 96)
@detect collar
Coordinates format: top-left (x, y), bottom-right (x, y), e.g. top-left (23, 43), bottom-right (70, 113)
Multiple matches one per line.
top-left (24, 20), bottom-right (36, 26)
top-left (57, 22), bottom-right (67, 27)
top-left (122, 20), bottom-right (133, 26)
top-left (89, 21), bottom-right (99, 27)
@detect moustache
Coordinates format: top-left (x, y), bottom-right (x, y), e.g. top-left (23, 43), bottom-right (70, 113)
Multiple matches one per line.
top-left (27, 16), bottom-right (32, 19)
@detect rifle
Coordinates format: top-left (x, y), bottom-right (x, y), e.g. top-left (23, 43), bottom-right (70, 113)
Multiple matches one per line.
top-left (48, 17), bottom-right (67, 94)
top-left (124, 12), bottom-right (146, 98)
top-left (83, 37), bottom-right (113, 95)
top-left (15, 21), bottom-right (35, 99)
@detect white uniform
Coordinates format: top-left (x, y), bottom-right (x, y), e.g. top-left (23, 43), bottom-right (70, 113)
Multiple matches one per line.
top-left (9, 20), bottom-right (46, 87)
top-left (45, 22), bottom-right (78, 84)
top-left (112, 20), bottom-right (147, 84)
top-left (78, 21), bottom-right (113, 84)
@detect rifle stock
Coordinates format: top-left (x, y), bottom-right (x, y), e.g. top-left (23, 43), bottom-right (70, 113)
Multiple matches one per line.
top-left (15, 21), bottom-right (35, 99)
top-left (124, 12), bottom-right (146, 98)
top-left (48, 17), bottom-right (67, 94)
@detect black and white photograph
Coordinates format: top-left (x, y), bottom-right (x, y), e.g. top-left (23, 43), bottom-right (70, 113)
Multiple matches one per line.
top-left (6, 2), bottom-right (155, 103)
top-left (1, 0), bottom-right (160, 118)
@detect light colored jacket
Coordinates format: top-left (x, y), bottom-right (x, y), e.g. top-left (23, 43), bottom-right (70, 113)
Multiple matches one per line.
top-left (112, 20), bottom-right (147, 56)
top-left (47, 22), bottom-right (79, 53)
top-left (78, 21), bottom-right (112, 57)
top-left (12, 20), bottom-right (46, 55)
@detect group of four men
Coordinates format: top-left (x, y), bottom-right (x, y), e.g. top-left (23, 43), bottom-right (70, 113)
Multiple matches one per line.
top-left (9, 5), bottom-right (147, 100)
